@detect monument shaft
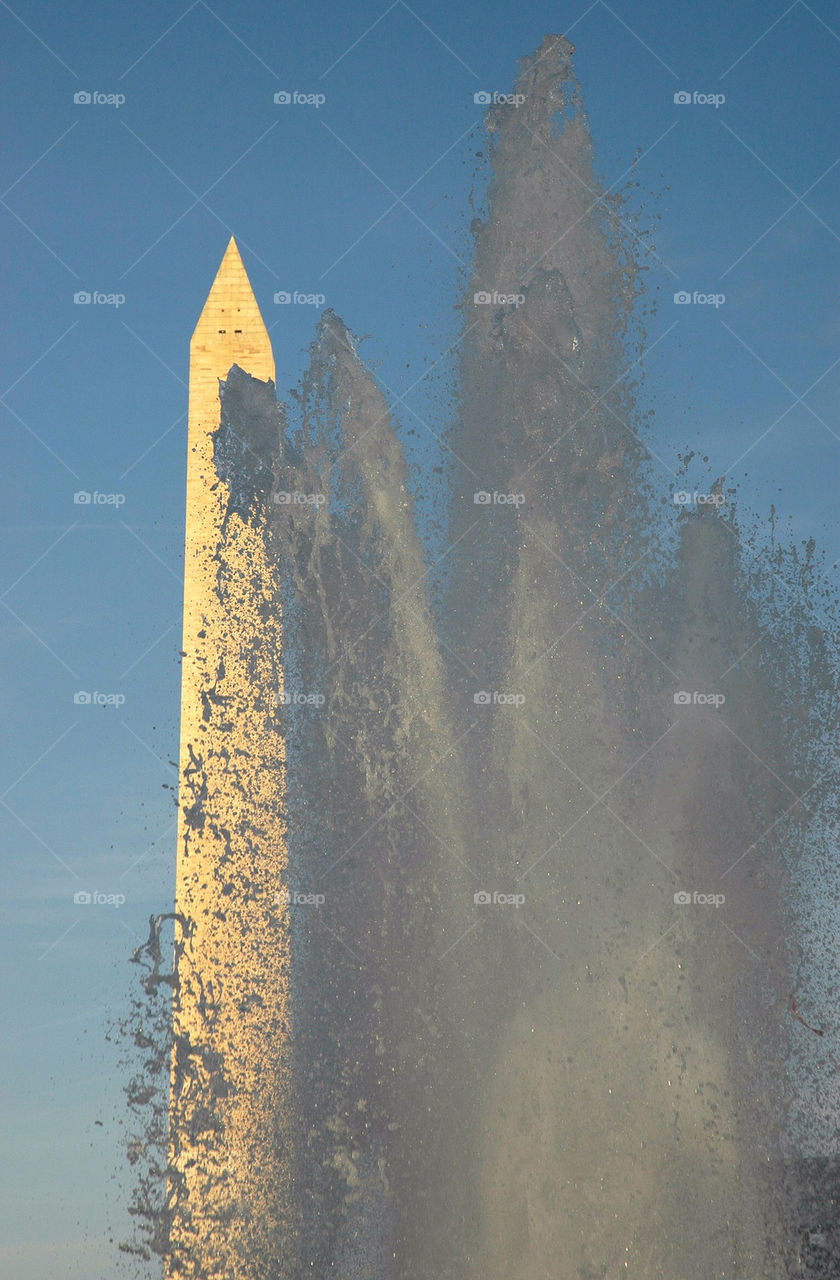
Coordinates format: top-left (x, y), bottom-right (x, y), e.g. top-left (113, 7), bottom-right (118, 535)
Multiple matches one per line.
top-left (168, 238), bottom-right (291, 1278)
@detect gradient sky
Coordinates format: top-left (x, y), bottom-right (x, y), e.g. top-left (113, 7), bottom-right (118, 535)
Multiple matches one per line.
top-left (1, 0), bottom-right (838, 1275)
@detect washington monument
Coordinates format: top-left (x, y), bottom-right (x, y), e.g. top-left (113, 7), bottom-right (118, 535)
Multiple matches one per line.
top-left (168, 238), bottom-right (291, 1279)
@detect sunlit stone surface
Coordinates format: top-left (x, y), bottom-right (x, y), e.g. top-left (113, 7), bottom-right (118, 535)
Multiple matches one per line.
top-left (167, 239), bottom-right (292, 1279)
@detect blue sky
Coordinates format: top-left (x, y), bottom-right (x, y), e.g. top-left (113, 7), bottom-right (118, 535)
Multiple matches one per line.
top-left (1, 1), bottom-right (838, 1275)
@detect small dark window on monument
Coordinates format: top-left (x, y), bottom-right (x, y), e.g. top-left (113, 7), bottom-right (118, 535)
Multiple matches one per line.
top-left (234, 329), bottom-right (242, 333)
top-left (218, 329), bottom-right (226, 334)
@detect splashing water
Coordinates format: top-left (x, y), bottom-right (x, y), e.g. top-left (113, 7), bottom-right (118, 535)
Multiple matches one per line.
top-left (120, 34), bottom-right (840, 1280)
